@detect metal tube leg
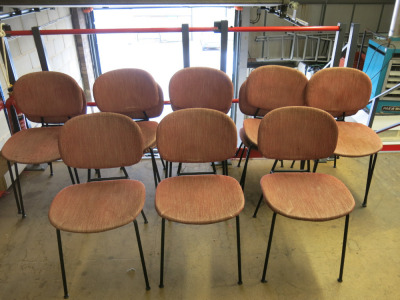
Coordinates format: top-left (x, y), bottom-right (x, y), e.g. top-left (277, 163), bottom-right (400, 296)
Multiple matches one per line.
top-left (13, 163), bottom-right (26, 217)
top-left (74, 168), bottom-right (80, 184)
top-left (362, 153), bottom-right (378, 207)
top-left (177, 162), bottom-right (182, 175)
top-left (261, 212), bottom-right (277, 283)
top-left (121, 166), bottom-right (129, 178)
top-left (160, 157), bottom-right (166, 170)
top-left (338, 214), bottom-right (350, 282)
top-left (235, 142), bottom-right (243, 157)
top-left (240, 145), bottom-right (253, 190)
top-left (149, 148), bottom-right (161, 187)
top-left (236, 216), bottom-right (243, 285)
top-left (7, 161), bottom-right (22, 214)
top-left (253, 193), bottom-right (264, 218)
top-left (159, 218), bottom-right (166, 288)
top-left (133, 220), bottom-right (151, 290)
top-left (237, 145), bottom-right (246, 167)
top-left (56, 229), bottom-right (69, 299)
top-left (49, 162), bottom-right (54, 176)
top-left (140, 210), bottom-right (148, 224)
top-left (67, 167), bottom-right (76, 185)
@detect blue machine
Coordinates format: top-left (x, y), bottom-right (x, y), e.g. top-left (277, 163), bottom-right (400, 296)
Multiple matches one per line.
top-left (363, 39), bottom-right (400, 114)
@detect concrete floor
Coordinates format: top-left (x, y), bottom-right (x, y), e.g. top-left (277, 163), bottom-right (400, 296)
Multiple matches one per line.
top-left (0, 154), bottom-right (399, 299)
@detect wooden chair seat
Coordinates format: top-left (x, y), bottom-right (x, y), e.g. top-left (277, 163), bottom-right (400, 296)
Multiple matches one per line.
top-left (261, 172), bottom-right (355, 221)
top-left (1, 127), bottom-right (61, 164)
top-left (137, 121), bottom-right (158, 150)
top-left (335, 122), bottom-right (383, 157)
top-left (49, 179), bottom-right (145, 233)
top-left (156, 174), bottom-right (244, 224)
top-left (242, 118), bottom-right (261, 146)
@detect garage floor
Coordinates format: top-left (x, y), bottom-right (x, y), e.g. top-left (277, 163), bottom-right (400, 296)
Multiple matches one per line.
top-left (0, 154), bottom-right (399, 299)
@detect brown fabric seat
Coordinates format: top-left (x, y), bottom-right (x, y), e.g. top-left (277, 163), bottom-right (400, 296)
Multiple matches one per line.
top-left (238, 65), bottom-right (308, 191)
top-left (306, 67), bottom-right (383, 206)
top-left (48, 112), bottom-right (150, 298)
top-left (1, 127), bottom-right (60, 164)
top-left (155, 108), bottom-right (244, 287)
top-left (93, 68), bottom-right (164, 187)
top-left (258, 106), bottom-right (355, 283)
top-left (1, 71), bottom-right (86, 217)
top-left (156, 175), bottom-right (243, 224)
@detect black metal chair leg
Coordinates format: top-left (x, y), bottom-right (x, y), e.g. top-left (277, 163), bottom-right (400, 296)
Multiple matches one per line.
top-left (49, 162), bottom-right (54, 176)
top-left (67, 167), bottom-right (76, 185)
top-left (177, 162), bottom-right (182, 175)
top-left (13, 163), bottom-right (26, 217)
top-left (211, 162), bottom-right (217, 174)
top-left (362, 153), bottom-right (378, 207)
top-left (56, 229), bottom-right (69, 299)
top-left (133, 220), bottom-right (151, 290)
top-left (159, 218), bottom-right (166, 288)
top-left (338, 214), bottom-right (350, 282)
top-left (236, 216), bottom-right (243, 285)
top-left (7, 161), bottom-right (22, 215)
top-left (74, 168), bottom-right (80, 184)
top-left (235, 142), bottom-right (243, 157)
top-left (334, 155), bottom-right (337, 168)
top-left (237, 145), bottom-right (246, 167)
top-left (240, 145), bottom-right (253, 190)
top-left (140, 210), bottom-right (148, 224)
top-left (261, 212), bottom-right (277, 283)
top-left (253, 193), bottom-right (264, 218)
top-left (160, 157), bottom-right (166, 170)
top-left (149, 148), bottom-right (160, 188)
top-left (121, 166), bottom-right (129, 178)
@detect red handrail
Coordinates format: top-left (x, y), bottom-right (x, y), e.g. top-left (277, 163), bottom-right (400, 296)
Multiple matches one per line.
top-left (87, 99), bottom-right (239, 106)
top-left (5, 26), bottom-right (339, 36)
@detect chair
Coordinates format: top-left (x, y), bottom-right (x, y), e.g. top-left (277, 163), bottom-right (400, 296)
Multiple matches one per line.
top-left (155, 108), bottom-right (244, 287)
top-left (305, 67), bottom-right (383, 207)
top-left (238, 65), bottom-right (308, 191)
top-left (169, 66), bottom-right (234, 175)
top-left (258, 106), bottom-right (355, 283)
top-left (93, 68), bottom-right (164, 187)
top-left (1, 71), bottom-right (86, 217)
top-left (48, 112), bottom-right (150, 298)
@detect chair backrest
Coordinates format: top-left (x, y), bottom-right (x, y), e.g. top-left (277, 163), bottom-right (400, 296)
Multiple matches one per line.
top-left (157, 108), bottom-right (237, 163)
top-left (59, 112), bottom-right (144, 169)
top-left (93, 68), bottom-right (162, 120)
top-left (238, 80), bottom-right (268, 117)
top-left (244, 65), bottom-right (308, 112)
top-left (13, 71), bottom-right (86, 123)
top-left (306, 67), bottom-right (372, 118)
top-left (169, 67), bottom-right (233, 113)
top-left (258, 106), bottom-right (338, 161)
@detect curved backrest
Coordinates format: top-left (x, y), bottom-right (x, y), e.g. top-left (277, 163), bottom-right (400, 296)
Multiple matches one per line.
top-left (306, 67), bottom-right (372, 117)
top-left (245, 65), bottom-right (308, 111)
top-left (258, 106), bottom-right (338, 161)
top-left (157, 108), bottom-right (237, 163)
top-left (13, 71), bottom-right (86, 123)
top-left (93, 68), bottom-right (162, 120)
top-left (59, 112), bottom-right (144, 169)
top-left (169, 67), bottom-right (233, 113)
top-left (238, 80), bottom-right (268, 117)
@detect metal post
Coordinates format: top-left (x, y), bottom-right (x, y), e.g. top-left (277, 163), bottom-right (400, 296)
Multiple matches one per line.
top-left (344, 23), bottom-right (360, 68)
top-left (32, 26), bottom-right (50, 71)
top-left (181, 24), bottom-right (190, 68)
top-left (220, 20), bottom-right (228, 73)
top-left (331, 23), bottom-right (346, 67)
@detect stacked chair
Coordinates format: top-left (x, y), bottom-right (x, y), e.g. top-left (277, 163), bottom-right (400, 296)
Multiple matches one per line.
top-left (155, 108), bottom-right (245, 287)
top-left (1, 71), bottom-right (87, 217)
top-left (306, 67), bottom-right (383, 206)
top-left (168, 66), bottom-right (233, 175)
top-left (93, 68), bottom-right (164, 188)
top-left (237, 65), bottom-right (308, 192)
top-left (48, 112), bottom-right (150, 298)
top-left (257, 106), bottom-right (355, 283)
